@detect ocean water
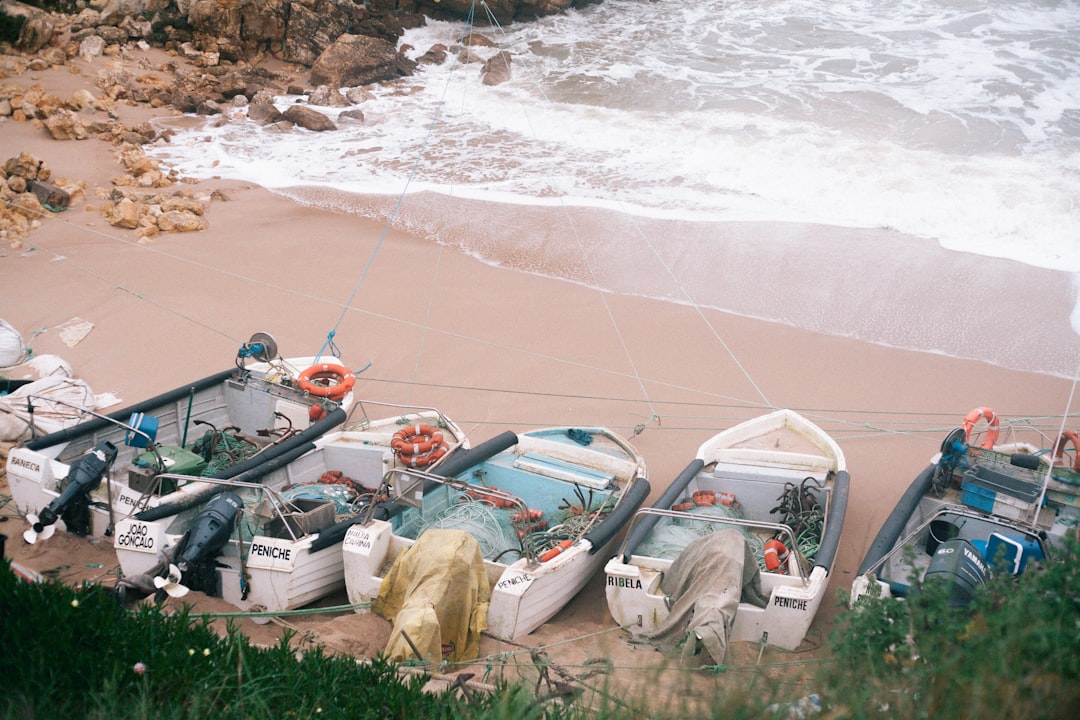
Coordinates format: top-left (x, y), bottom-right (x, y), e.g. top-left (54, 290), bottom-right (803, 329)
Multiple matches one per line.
top-left (148, 0), bottom-right (1080, 378)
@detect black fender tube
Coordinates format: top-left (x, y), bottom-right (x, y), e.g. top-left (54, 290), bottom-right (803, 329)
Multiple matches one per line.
top-left (584, 475), bottom-right (651, 554)
top-left (620, 459), bottom-right (704, 563)
top-left (812, 468), bottom-right (849, 572)
top-left (430, 430), bottom-right (519, 478)
top-left (856, 464), bottom-right (935, 575)
top-left (132, 410), bottom-right (345, 522)
top-left (309, 515), bottom-right (367, 554)
top-left (26, 370), bottom-right (236, 451)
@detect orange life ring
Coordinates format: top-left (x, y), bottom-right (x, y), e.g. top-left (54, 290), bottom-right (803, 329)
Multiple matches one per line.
top-left (297, 363), bottom-right (355, 401)
top-left (391, 424), bottom-right (444, 454)
top-left (399, 445), bottom-right (448, 468)
top-left (962, 407), bottom-right (999, 450)
top-left (1053, 430), bottom-right (1080, 472)
top-left (764, 539), bottom-right (789, 573)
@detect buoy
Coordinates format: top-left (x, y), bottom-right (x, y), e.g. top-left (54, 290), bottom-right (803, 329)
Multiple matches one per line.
top-left (539, 539), bottom-right (572, 562)
top-left (764, 539), bottom-right (789, 573)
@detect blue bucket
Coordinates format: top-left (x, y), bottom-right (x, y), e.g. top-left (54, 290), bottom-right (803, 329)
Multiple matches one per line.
top-left (124, 412), bottom-right (159, 448)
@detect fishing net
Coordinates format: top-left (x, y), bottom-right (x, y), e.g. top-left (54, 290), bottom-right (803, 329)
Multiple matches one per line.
top-left (637, 503), bottom-right (767, 569)
top-left (415, 492), bottom-right (521, 561)
top-left (190, 430), bottom-right (259, 476)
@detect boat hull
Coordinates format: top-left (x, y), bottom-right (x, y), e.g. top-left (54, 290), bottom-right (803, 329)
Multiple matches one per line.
top-left (342, 426), bottom-right (649, 640)
top-left (113, 409), bottom-right (467, 612)
top-left (9, 358), bottom-right (352, 541)
top-left (605, 409), bottom-right (848, 652)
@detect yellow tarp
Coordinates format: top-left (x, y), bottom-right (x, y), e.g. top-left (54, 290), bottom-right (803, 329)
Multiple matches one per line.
top-left (373, 529), bottom-right (491, 663)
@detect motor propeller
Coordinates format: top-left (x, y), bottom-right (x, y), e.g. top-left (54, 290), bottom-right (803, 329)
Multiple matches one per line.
top-left (24, 441), bottom-right (117, 544)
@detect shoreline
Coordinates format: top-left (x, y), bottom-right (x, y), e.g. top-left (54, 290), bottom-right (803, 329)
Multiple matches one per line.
top-left (2, 45), bottom-right (1078, 686)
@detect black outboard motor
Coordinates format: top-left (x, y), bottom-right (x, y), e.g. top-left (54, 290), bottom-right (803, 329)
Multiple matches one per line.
top-left (169, 492), bottom-right (243, 597)
top-left (25, 441), bottom-right (118, 542)
top-left (923, 538), bottom-right (990, 607)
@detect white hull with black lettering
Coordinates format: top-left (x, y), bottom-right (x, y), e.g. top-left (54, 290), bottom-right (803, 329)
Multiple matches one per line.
top-left (113, 406), bottom-right (468, 612)
top-left (342, 427), bottom-right (650, 640)
top-left (604, 409), bottom-right (849, 652)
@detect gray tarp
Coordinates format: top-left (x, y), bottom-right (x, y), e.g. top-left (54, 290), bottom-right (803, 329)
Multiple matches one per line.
top-left (638, 528), bottom-right (768, 665)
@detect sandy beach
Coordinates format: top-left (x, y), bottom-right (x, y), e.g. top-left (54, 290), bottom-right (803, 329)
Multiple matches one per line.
top-left (2, 45), bottom-right (1076, 702)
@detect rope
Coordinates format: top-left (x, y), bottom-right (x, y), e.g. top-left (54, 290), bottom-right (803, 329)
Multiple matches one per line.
top-left (187, 602), bottom-right (370, 619)
top-left (469, 1), bottom-right (771, 409)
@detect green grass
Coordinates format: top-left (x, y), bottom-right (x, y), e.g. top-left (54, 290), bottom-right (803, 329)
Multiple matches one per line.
top-left (2, 536), bottom-right (1078, 720)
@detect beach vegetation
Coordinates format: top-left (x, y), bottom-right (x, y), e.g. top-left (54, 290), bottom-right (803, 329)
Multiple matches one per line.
top-left (1, 535), bottom-right (1077, 720)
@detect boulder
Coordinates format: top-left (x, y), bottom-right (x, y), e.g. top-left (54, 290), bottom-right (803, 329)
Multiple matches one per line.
top-left (481, 51), bottom-right (512, 86)
top-left (309, 33), bottom-right (407, 88)
top-left (282, 104), bottom-right (336, 131)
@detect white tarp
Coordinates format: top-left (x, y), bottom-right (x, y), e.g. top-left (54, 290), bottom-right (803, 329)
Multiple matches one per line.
top-left (0, 356), bottom-right (118, 442)
top-left (0, 319), bottom-right (28, 367)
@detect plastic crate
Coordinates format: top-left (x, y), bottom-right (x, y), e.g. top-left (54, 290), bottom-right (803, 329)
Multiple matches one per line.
top-left (960, 482), bottom-right (1036, 522)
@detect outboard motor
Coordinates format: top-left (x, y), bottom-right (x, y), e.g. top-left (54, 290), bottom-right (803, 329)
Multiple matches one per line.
top-left (923, 538), bottom-right (990, 607)
top-left (24, 441), bottom-right (118, 543)
top-left (155, 492), bottom-right (244, 599)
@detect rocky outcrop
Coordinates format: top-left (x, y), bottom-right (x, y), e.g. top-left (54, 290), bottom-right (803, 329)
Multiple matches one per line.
top-left (309, 33), bottom-right (411, 88)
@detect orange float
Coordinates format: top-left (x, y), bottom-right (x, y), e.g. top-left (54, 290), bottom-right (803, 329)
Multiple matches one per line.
top-left (297, 363), bottom-right (355, 401)
top-left (961, 406), bottom-right (1000, 450)
top-left (764, 539), bottom-right (789, 573)
top-left (1052, 430), bottom-right (1080, 472)
top-left (391, 423), bottom-right (449, 468)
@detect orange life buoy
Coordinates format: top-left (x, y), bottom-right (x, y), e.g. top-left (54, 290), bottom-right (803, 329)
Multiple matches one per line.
top-left (962, 407), bottom-right (1000, 450)
top-left (1053, 430), bottom-right (1080, 472)
top-left (297, 363), bottom-right (355, 401)
top-left (764, 539), bottom-right (789, 573)
top-left (391, 423), bottom-right (448, 468)
top-left (391, 424), bottom-right (444, 454)
top-left (399, 445), bottom-right (448, 468)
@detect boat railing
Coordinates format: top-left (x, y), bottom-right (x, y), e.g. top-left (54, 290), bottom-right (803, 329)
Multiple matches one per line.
top-left (343, 400), bottom-right (460, 436)
top-left (150, 474), bottom-right (321, 543)
top-left (617, 506), bottom-right (807, 580)
top-left (859, 503), bottom-right (1042, 579)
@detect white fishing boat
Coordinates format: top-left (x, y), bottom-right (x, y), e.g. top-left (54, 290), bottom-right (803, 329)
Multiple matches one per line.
top-left (850, 408), bottom-right (1077, 606)
top-left (7, 333), bottom-right (356, 544)
top-left (111, 404), bottom-right (469, 612)
top-left (604, 408), bottom-right (849, 657)
top-left (342, 426), bottom-right (650, 642)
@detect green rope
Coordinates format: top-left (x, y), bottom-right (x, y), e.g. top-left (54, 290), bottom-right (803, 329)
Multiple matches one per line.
top-left (189, 601), bottom-right (371, 620)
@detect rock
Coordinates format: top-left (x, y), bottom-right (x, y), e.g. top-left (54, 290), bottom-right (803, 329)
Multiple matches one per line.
top-left (281, 105), bottom-right (336, 131)
top-left (247, 101), bottom-right (284, 125)
top-left (156, 209), bottom-right (207, 232)
top-left (339, 108), bottom-right (364, 123)
top-left (4, 152), bottom-right (43, 180)
top-left (105, 197), bottom-right (142, 229)
top-left (97, 26), bottom-right (128, 46)
top-left (481, 51), bottom-right (513, 86)
top-left (0, 0), bottom-right (57, 54)
top-left (43, 108), bottom-right (88, 140)
top-left (9, 191), bottom-right (44, 220)
top-left (309, 34), bottom-right (406, 88)
top-left (308, 85), bottom-right (350, 108)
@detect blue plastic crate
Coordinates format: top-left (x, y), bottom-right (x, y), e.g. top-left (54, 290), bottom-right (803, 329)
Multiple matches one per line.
top-left (961, 484), bottom-right (995, 513)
